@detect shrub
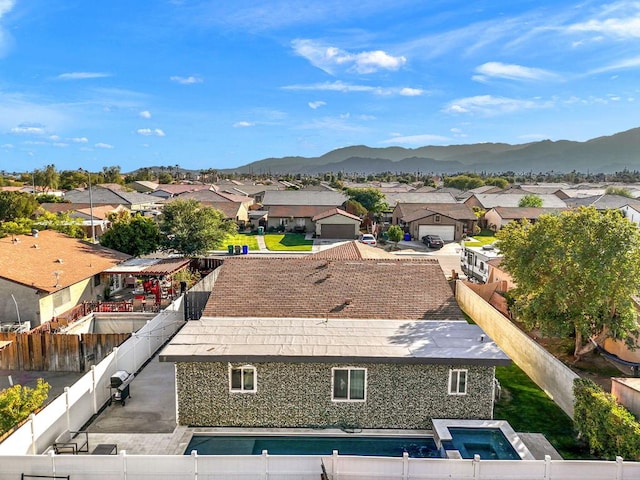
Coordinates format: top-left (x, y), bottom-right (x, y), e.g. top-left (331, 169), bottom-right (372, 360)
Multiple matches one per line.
top-left (0, 379), bottom-right (50, 434)
top-left (574, 378), bottom-right (640, 460)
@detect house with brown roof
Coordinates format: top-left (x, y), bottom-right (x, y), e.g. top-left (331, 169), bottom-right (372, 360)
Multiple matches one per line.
top-left (0, 230), bottom-right (130, 328)
top-left (392, 203), bottom-right (477, 241)
top-left (483, 207), bottom-right (566, 231)
top-left (311, 208), bottom-right (362, 239)
top-left (160, 256), bottom-right (510, 430)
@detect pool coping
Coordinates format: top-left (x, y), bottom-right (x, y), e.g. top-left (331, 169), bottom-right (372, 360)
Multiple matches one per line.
top-left (432, 419), bottom-right (536, 460)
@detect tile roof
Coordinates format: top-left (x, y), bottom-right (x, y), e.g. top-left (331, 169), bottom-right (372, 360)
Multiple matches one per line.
top-left (267, 205), bottom-right (334, 218)
top-left (0, 230), bottom-right (130, 293)
top-left (311, 207), bottom-right (361, 222)
top-left (312, 241), bottom-right (396, 260)
top-left (203, 257), bottom-right (463, 321)
top-left (262, 190), bottom-right (348, 206)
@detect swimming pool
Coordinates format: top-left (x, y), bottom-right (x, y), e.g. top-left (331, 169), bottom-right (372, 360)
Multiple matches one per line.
top-left (184, 435), bottom-right (440, 458)
top-left (445, 427), bottom-right (520, 460)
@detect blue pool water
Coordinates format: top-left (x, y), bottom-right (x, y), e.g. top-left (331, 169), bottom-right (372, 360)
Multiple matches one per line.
top-left (446, 427), bottom-right (520, 460)
top-left (184, 435), bottom-right (440, 458)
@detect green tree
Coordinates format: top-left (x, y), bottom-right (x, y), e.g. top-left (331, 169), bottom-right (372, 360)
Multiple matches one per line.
top-left (100, 214), bottom-right (160, 256)
top-left (345, 188), bottom-right (387, 214)
top-left (485, 177), bottom-right (509, 189)
top-left (0, 218), bottom-right (34, 238)
top-left (160, 199), bottom-right (237, 255)
top-left (0, 378), bottom-right (50, 434)
top-left (0, 192), bottom-right (40, 221)
top-left (33, 211), bottom-right (85, 238)
top-left (343, 199), bottom-right (367, 218)
top-left (443, 174), bottom-right (484, 190)
top-left (158, 172), bottom-right (173, 184)
top-left (518, 194), bottom-right (543, 207)
top-left (496, 207), bottom-right (640, 360)
top-left (605, 186), bottom-right (633, 198)
top-left (387, 225), bottom-right (404, 247)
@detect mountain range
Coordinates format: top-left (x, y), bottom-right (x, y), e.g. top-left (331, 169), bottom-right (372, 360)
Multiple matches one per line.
top-left (224, 127), bottom-right (640, 175)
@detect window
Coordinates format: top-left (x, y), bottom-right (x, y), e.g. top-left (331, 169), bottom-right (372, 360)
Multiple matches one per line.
top-left (94, 274), bottom-right (101, 287)
top-left (449, 369), bottom-right (467, 395)
top-left (435, 214), bottom-right (441, 223)
top-left (332, 368), bottom-right (366, 401)
top-left (229, 365), bottom-right (256, 393)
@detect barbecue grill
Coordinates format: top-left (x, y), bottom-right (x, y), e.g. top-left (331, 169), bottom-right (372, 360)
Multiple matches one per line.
top-left (108, 370), bottom-right (134, 406)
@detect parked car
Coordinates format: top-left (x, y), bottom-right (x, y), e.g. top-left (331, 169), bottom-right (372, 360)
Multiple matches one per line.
top-left (422, 234), bottom-right (444, 249)
top-left (359, 234), bottom-right (377, 246)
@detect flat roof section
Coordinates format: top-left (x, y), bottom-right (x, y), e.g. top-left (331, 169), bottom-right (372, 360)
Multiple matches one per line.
top-left (159, 317), bottom-right (510, 366)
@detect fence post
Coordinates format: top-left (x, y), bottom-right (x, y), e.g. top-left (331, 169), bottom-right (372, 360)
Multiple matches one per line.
top-left (29, 413), bottom-right (37, 455)
top-left (147, 320), bottom-right (152, 357)
top-left (402, 451), bottom-right (409, 480)
top-left (616, 456), bottom-right (623, 480)
top-left (64, 386), bottom-right (71, 431)
top-left (473, 454), bottom-right (480, 479)
top-left (49, 449), bottom-right (56, 475)
top-left (544, 455), bottom-right (551, 480)
top-left (332, 450), bottom-right (339, 478)
top-left (132, 333), bottom-right (137, 371)
top-left (113, 346), bottom-right (119, 370)
top-left (91, 365), bottom-right (98, 414)
top-left (191, 450), bottom-right (198, 480)
top-left (121, 449), bottom-right (127, 480)
top-left (261, 450), bottom-right (269, 480)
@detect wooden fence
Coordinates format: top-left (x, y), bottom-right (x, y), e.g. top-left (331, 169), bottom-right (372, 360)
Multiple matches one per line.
top-left (0, 332), bottom-right (130, 372)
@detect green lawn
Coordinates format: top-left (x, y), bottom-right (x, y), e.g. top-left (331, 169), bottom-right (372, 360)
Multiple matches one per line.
top-left (222, 233), bottom-right (259, 250)
top-left (264, 233), bottom-right (313, 251)
top-left (494, 364), bottom-right (589, 459)
top-left (462, 229), bottom-right (498, 247)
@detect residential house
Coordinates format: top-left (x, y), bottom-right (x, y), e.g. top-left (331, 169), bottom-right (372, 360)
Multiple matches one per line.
top-left (149, 184), bottom-right (211, 200)
top-left (128, 180), bottom-right (159, 193)
top-left (0, 230), bottom-right (130, 328)
top-left (41, 203), bottom-right (129, 238)
top-left (64, 187), bottom-right (158, 212)
top-left (261, 190), bottom-right (348, 232)
top-left (311, 208), bottom-right (362, 239)
top-left (159, 255), bottom-right (509, 429)
top-left (464, 194), bottom-right (567, 228)
top-left (393, 203), bottom-right (477, 241)
top-left (565, 194), bottom-right (640, 226)
top-left (484, 207), bottom-right (566, 231)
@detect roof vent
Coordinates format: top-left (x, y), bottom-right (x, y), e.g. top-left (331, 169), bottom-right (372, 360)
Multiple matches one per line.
top-left (482, 244), bottom-right (494, 251)
top-left (32, 244), bottom-right (39, 249)
top-left (56, 258), bottom-right (64, 263)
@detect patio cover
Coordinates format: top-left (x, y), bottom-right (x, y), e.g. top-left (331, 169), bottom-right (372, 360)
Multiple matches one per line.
top-left (103, 258), bottom-right (190, 276)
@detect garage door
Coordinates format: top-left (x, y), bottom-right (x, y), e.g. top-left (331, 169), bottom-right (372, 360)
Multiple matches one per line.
top-left (418, 225), bottom-right (455, 241)
top-left (320, 224), bottom-right (356, 239)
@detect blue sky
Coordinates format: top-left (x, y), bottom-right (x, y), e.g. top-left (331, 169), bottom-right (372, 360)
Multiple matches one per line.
top-left (1, 0), bottom-right (639, 173)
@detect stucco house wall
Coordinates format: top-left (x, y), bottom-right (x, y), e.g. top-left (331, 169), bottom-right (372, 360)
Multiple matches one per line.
top-left (175, 361), bottom-right (495, 429)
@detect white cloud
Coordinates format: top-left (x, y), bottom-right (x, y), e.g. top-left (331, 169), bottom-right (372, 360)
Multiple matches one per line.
top-left (136, 128), bottom-right (166, 136)
top-left (170, 75), bottom-right (203, 85)
top-left (589, 55), bottom-right (640, 74)
top-left (0, 0), bottom-right (15, 57)
top-left (1, 143), bottom-right (13, 148)
top-left (71, 137), bottom-right (88, 143)
top-left (139, 110), bottom-right (152, 119)
top-left (443, 95), bottom-right (552, 115)
top-left (48, 135), bottom-right (60, 141)
top-left (95, 142), bottom-right (114, 149)
top-left (56, 72), bottom-right (111, 80)
top-left (292, 39), bottom-right (406, 75)
top-left (568, 11), bottom-right (640, 38)
top-left (381, 133), bottom-right (450, 145)
top-left (233, 121), bottom-right (254, 128)
top-left (53, 142), bottom-right (69, 148)
top-left (308, 101), bottom-right (326, 109)
top-left (474, 62), bottom-right (558, 82)
top-left (399, 87), bottom-right (424, 96)
top-left (10, 124), bottom-right (46, 135)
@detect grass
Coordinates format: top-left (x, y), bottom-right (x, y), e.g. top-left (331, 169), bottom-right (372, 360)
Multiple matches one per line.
top-left (462, 229), bottom-right (498, 247)
top-left (494, 363), bottom-right (590, 459)
top-left (222, 233), bottom-right (259, 250)
top-left (264, 233), bottom-right (313, 251)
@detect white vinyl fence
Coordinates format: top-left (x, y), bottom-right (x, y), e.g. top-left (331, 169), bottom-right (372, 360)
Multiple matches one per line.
top-left (0, 296), bottom-right (185, 456)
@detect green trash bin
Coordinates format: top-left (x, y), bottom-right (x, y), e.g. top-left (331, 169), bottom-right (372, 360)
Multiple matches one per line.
top-left (227, 245), bottom-right (234, 254)
top-left (258, 226), bottom-right (264, 235)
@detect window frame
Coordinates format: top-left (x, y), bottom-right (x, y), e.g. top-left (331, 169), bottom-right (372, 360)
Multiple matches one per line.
top-left (229, 365), bottom-right (257, 393)
top-left (448, 369), bottom-right (468, 395)
top-left (331, 367), bottom-right (367, 402)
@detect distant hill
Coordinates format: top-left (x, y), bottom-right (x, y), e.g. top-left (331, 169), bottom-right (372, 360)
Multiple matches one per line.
top-left (225, 127), bottom-right (640, 175)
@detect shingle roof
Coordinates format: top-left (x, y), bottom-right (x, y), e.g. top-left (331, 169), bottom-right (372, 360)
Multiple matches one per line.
top-left (564, 194), bottom-right (640, 210)
top-left (384, 192), bottom-right (458, 206)
top-left (64, 188), bottom-right (155, 206)
top-left (468, 193), bottom-right (567, 208)
top-left (267, 205), bottom-right (333, 218)
top-left (401, 203), bottom-right (477, 223)
top-left (0, 230), bottom-right (130, 293)
top-left (311, 208), bottom-right (361, 222)
top-left (203, 257), bottom-right (463, 321)
top-left (490, 206), bottom-right (567, 219)
top-left (312, 241), bottom-right (396, 260)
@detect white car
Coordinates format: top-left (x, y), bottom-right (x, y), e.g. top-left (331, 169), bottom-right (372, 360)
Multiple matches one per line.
top-left (359, 234), bottom-right (377, 246)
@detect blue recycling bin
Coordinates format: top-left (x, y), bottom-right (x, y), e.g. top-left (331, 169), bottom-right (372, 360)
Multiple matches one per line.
top-left (242, 245), bottom-right (249, 255)
top-left (404, 233), bottom-right (411, 241)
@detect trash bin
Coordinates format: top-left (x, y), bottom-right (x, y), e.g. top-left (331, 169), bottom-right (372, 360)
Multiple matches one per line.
top-left (258, 226), bottom-right (264, 235)
top-left (234, 245), bottom-right (242, 255)
top-left (404, 233), bottom-right (411, 241)
top-left (227, 245), bottom-right (234, 254)
top-left (242, 245), bottom-right (248, 255)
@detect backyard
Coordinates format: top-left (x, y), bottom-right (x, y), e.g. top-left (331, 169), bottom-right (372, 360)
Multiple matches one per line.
top-left (264, 233), bottom-right (313, 251)
top-left (462, 229), bottom-right (497, 247)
